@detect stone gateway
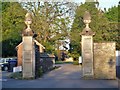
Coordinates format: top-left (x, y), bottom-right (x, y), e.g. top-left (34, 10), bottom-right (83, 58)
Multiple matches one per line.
top-left (81, 11), bottom-right (116, 79)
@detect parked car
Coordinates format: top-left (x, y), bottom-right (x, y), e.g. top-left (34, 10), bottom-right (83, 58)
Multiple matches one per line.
top-left (0, 58), bottom-right (17, 71)
top-left (1, 63), bottom-right (9, 71)
top-left (0, 58), bottom-right (10, 71)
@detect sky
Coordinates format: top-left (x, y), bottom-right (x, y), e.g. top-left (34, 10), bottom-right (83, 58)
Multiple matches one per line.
top-left (74, 0), bottom-right (119, 10)
top-left (95, 0), bottom-right (119, 10)
top-left (2, 0), bottom-right (120, 9)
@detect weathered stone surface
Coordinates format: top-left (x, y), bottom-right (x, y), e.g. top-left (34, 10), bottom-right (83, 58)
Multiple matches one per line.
top-left (23, 36), bottom-right (33, 50)
top-left (94, 42), bottom-right (116, 79)
top-left (22, 36), bottom-right (35, 78)
top-left (82, 36), bottom-right (94, 78)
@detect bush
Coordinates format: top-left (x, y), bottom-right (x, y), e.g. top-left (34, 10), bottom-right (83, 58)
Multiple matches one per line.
top-left (68, 51), bottom-right (80, 61)
top-left (37, 67), bottom-right (43, 77)
top-left (9, 72), bottom-right (22, 79)
top-left (73, 60), bottom-right (79, 65)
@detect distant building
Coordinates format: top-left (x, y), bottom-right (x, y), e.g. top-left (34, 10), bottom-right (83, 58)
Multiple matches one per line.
top-left (55, 38), bottom-right (70, 61)
top-left (58, 39), bottom-right (70, 51)
top-left (16, 40), bottom-right (45, 66)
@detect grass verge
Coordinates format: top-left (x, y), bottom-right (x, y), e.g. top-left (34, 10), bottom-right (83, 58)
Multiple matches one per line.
top-left (55, 61), bottom-right (73, 64)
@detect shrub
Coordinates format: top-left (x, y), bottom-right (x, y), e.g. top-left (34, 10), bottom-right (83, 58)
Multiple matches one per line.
top-left (9, 72), bottom-right (22, 79)
top-left (37, 67), bottom-right (43, 77)
top-left (73, 60), bottom-right (79, 65)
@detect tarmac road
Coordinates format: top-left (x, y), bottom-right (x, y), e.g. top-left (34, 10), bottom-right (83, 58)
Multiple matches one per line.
top-left (2, 64), bottom-right (119, 88)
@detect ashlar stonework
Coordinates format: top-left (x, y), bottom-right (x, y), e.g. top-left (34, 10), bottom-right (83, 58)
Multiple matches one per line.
top-left (94, 42), bottom-right (116, 79)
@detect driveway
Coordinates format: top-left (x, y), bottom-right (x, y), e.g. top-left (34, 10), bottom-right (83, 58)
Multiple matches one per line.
top-left (42, 64), bottom-right (82, 80)
top-left (2, 64), bottom-right (119, 88)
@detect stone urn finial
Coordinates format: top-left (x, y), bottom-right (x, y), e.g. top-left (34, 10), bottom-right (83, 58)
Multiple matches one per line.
top-left (22, 12), bottom-right (34, 36)
top-left (83, 11), bottom-right (91, 29)
top-left (81, 11), bottom-right (95, 36)
top-left (24, 12), bottom-right (32, 32)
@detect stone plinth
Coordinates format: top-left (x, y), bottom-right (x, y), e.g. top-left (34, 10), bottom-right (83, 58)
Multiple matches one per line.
top-left (82, 36), bottom-right (94, 78)
top-left (94, 42), bottom-right (116, 79)
top-left (22, 36), bottom-right (35, 78)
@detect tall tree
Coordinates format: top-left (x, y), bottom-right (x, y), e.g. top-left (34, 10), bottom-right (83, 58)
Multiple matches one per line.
top-left (104, 5), bottom-right (120, 50)
top-left (22, 2), bottom-right (76, 53)
top-left (104, 6), bottom-right (118, 22)
top-left (2, 2), bottom-right (27, 57)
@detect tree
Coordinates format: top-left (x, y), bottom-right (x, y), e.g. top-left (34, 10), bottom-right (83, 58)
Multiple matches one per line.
top-left (104, 5), bottom-right (120, 50)
top-left (104, 6), bottom-right (118, 22)
top-left (2, 2), bottom-right (27, 57)
top-left (22, 2), bottom-right (76, 54)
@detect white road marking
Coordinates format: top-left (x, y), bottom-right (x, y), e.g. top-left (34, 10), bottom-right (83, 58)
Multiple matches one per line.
top-left (0, 79), bottom-right (7, 81)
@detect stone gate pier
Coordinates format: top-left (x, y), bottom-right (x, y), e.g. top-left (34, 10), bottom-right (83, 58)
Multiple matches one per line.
top-left (81, 11), bottom-right (116, 79)
top-left (81, 11), bottom-right (95, 78)
top-left (22, 12), bottom-right (35, 79)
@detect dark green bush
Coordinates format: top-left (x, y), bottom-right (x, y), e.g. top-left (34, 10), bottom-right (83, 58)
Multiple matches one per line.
top-left (37, 67), bottom-right (43, 77)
